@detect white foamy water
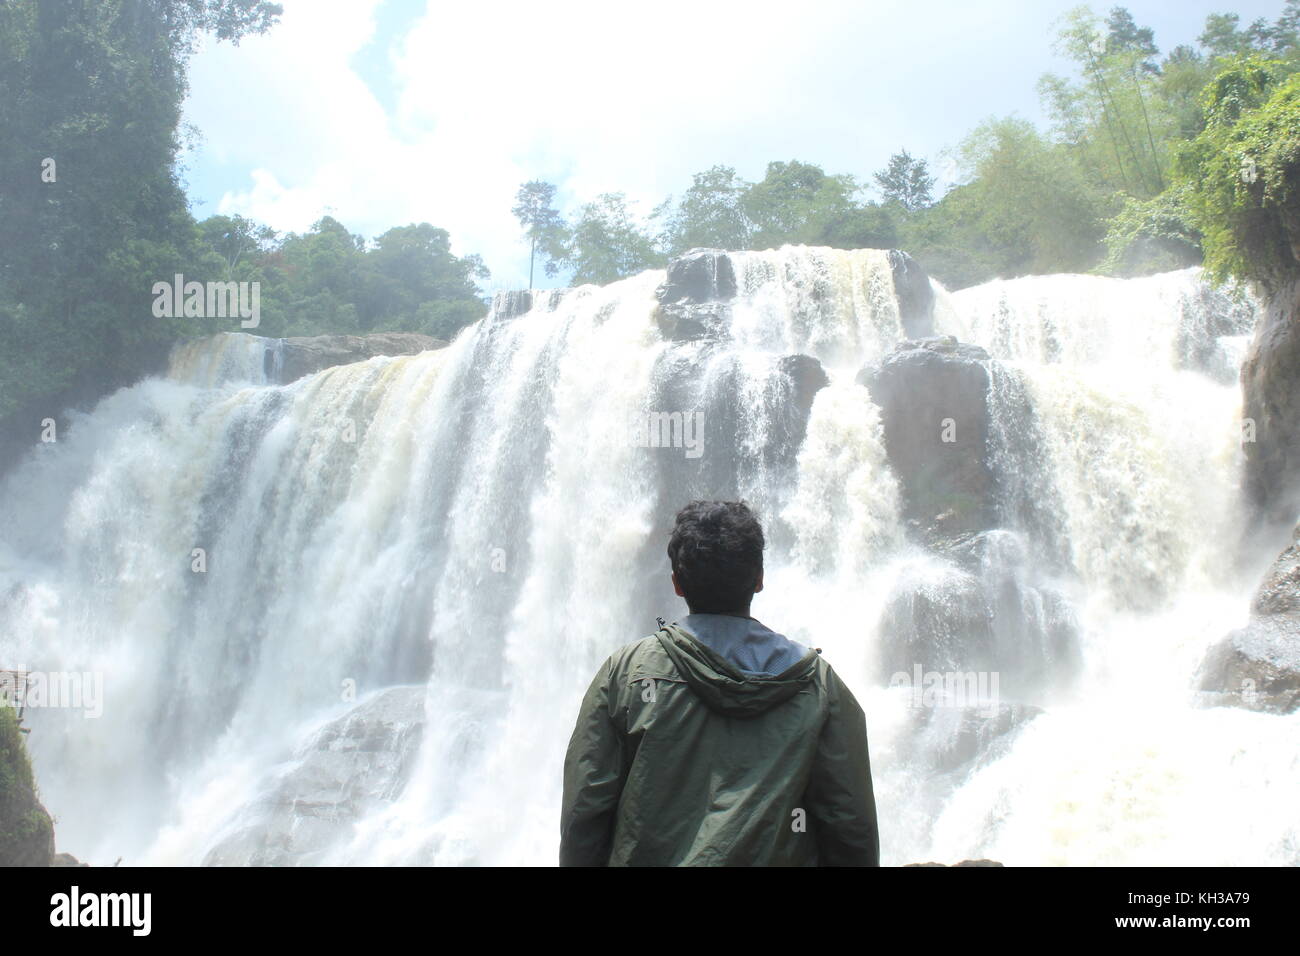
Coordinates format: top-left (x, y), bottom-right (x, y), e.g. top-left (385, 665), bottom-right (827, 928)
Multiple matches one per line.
top-left (1, 251), bottom-right (1295, 866)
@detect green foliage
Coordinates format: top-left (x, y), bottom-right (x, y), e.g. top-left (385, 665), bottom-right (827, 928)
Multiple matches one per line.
top-left (512, 181), bottom-right (568, 286)
top-left (1176, 61), bottom-right (1300, 290)
top-left (873, 151), bottom-right (935, 212)
top-left (0, 704), bottom-right (53, 866)
top-left (0, 0), bottom-right (281, 430)
top-left (1100, 185), bottom-right (1202, 275)
top-left (192, 215), bottom-right (489, 339)
top-left (1041, 6), bottom-right (1168, 197)
top-left (659, 165), bottom-right (753, 255)
top-left (0, 0), bottom-right (490, 448)
top-left (656, 161), bottom-right (896, 257)
top-left (561, 193), bottom-right (665, 286)
top-left (741, 160), bottom-right (862, 249)
top-left (902, 118), bottom-right (1113, 285)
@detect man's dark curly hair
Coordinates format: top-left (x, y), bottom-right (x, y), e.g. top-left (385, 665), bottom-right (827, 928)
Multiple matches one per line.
top-left (667, 500), bottom-right (765, 614)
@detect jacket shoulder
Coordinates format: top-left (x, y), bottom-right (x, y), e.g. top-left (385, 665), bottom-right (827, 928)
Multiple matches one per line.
top-left (607, 633), bottom-right (677, 683)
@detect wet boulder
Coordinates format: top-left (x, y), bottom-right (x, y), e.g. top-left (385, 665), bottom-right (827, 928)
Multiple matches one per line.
top-left (490, 289), bottom-right (535, 321)
top-left (901, 700), bottom-right (1044, 773)
top-left (659, 247), bottom-right (738, 303)
top-left (878, 534), bottom-right (1081, 701)
top-left (858, 336), bottom-right (997, 541)
top-left (654, 249), bottom-right (738, 342)
top-left (775, 354), bottom-right (831, 455)
top-left (202, 686), bottom-right (426, 865)
top-left (642, 351), bottom-right (830, 506)
top-left (888, 249), bottom-right (936, 339)
top-left (1199, 523), bottom-right (1300, 714)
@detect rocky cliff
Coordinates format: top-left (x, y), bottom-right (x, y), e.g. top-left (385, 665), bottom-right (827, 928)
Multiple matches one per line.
top-left (1241, 277), bottom-right (1300, 526)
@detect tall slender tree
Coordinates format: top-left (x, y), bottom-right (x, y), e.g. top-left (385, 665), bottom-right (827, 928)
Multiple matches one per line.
top-left (873, 150), bottom-right (936, 211)
top-left (512, 181), bottom-right (567, 289)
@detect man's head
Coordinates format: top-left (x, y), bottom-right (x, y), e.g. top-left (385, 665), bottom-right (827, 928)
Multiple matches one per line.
top-left (667, 500), bottom-right (765, 615)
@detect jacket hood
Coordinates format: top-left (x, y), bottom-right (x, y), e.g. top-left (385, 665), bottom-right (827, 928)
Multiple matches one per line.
top-left (655, 623), bottom-right (819, 718)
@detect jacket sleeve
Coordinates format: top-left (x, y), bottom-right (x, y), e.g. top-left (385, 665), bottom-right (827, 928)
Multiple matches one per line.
top-left (804, 667), bottom-right (881, 866)
top-left (559, 656), bottom-right (625, 866)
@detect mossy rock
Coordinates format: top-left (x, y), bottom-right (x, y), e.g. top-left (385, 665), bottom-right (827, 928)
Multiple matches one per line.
top-left (0, 706), bottom-right (54, 866)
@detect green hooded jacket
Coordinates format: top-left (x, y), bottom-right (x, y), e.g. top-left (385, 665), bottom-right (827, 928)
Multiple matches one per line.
top-left (560, 622), bottom-right (880, 866)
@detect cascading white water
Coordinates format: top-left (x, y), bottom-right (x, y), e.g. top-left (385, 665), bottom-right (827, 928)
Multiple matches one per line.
top-left (1, 249), bottom-right (1296, 866)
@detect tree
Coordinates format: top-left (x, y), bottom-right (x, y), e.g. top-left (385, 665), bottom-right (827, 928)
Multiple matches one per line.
top-left (913, 117), bottom-right (1112, 281)
top-left (659, 165), bottom-right (752, 254)
top-left (873, 150), bottom-right (935, 211)
top-left (512, 181), bottom-right (567, 289)
top-left (1105, 6), bottom-right (1159, 72)
top-left (1156, 44), bottom-right (1212, 140)
top-left (741, 160), bottom-right (860, 249)
top-left (0, 0), bottom-right (281, 430)
top-left (198, 214), bottom-right (277, 277)
top-left (364, 222), bottom-right (487, 334)
top-left (561, 193), bottom-right (664, 286)
top-left (195, 215), bottom-right (489, 339)
top-left (1106, 7), bottom-right (1165, 191)
top-left (1047, 6), bottom-right (1166, 196)
top-left (1176, 60), bottom-right (1300, 291)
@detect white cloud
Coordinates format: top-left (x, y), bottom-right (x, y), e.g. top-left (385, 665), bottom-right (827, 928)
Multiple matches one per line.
top-left (185, 0), bottom-right (1247, 290)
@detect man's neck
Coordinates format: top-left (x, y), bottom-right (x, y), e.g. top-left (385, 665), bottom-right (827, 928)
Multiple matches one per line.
top-left (687, 609), bottom-right (752, 620)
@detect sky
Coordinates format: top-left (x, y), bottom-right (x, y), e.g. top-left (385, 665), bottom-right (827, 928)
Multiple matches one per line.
top-left (179, 0), bottom-right (1286, 292)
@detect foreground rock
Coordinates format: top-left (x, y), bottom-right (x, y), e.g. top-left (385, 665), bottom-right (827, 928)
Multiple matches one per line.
top-left (204, 687), bottom-right (425, 866)
top-left (275, 332), bottom-right (445, 384)
top-left (1198, 524), bottom-right (1300, 713)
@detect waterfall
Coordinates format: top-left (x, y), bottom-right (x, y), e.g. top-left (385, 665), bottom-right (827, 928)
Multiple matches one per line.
top-left (1, 250), bottom-right (1296, 866)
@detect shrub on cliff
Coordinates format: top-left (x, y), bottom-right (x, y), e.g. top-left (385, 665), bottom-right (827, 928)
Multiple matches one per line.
top-left (0, 705), bottom-right (53, 866)
top-left (1177, 59), bottom-right (1300, 291)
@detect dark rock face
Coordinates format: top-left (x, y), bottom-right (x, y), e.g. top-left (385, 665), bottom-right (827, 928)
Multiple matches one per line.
top-left (888, 249), bottom-right (936, 339)
top-left (490, 289), bottom-right (534, 320)
top-left (862, 337), bottom-right (1081, 705)
top-left (878, 536), bottom-right (1080, 701)
top-left (275, 332), bottom-right (445, 384)
top-left (1198, 618), bottom-right (1300, 713)
top-left (777, 354), bottom-right (830, 447)
top-left (858, 336), bottom-right (996, 541)
top-left (203, 687), bottom-right (426, 866)
top-left (902, 699), bottom-right (1044, 773)
top-left (659, 248), bottom-right (738, 303)
top-left (654, 249), bottom-right (738, 342)
top-left (1252, 526), bottom-right (1300, 616)
top-left (642, 351), bottom-right (830, 504)
top-left (1174, 281), bottom-right (1257, 383)
top-left (1242, 279), bottom-right (1300, 523)
top-left (1199, 524), bottom-right (1300, 714)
